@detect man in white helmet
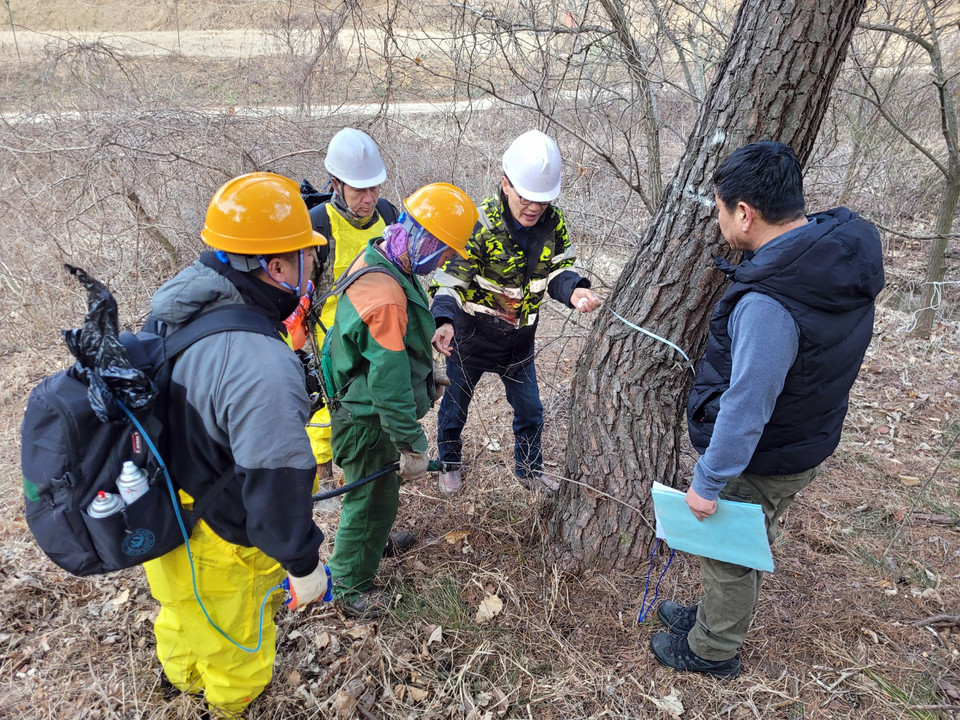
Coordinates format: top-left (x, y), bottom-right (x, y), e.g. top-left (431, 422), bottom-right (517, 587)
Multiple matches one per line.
top-left (429, 130), bottom-right (601, 497)
top-left (299, 128), bottom-right (413, 556)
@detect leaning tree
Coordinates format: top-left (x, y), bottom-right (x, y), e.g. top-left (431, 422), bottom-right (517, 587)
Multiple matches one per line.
top-left (549, 0), bottom-right (870, 570)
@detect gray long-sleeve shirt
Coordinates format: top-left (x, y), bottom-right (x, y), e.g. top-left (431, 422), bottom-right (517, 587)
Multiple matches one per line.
top-left (691, 234), bottom-right (803, 500)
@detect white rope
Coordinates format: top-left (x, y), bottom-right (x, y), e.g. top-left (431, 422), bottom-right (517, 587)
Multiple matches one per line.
top-left (605, 306), bottom-right (696, 376)
top-left (902, 280), bottom-right (960, 333)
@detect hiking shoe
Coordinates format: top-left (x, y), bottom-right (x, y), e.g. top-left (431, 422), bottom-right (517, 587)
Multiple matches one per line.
top-left (657, 600), bottom-right (699, 635)
top-left (518, 473), bottom-right (560, 495)
top-left (383, 530), bottom-right (416, 557)
top-left (650, 633), bottom-right (741, 678)
top-left (438, 469), bottom-right (462, 497)
top-left (341, 590), bottom-right (393, 619)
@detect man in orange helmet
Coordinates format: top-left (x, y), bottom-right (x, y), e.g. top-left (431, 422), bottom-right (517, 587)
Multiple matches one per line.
top-left (323, 182), bottom-right (478, 619)
top-left (143, 172), bottom-right (329, 717)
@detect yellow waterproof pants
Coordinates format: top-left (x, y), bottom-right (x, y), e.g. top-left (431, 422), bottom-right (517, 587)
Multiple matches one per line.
top-left (306, 405), bottom-right (333, 467)
top-left (144, 519), bottom-right (286, 715)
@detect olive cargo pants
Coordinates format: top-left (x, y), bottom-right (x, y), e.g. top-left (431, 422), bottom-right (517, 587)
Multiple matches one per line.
top-left (686, 466), bottom-right (819, 661)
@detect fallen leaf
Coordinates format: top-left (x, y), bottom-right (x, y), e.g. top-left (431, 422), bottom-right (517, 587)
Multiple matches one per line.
top-left (484, 437), bottom-right (501, 451)
top-left (113, 589), bottom-right (130, 607)
top-left (287, 630), bottom-right (303, 641)
top-left (861, 627), bottom-right (879, 644)
top-left (475, 594), bottom-right (504, 624)
top-left (642, 687), bottom-right (684, 718)
top-left (490, 686), bottom-right (509, 715)
top-left (427, 625), bottom-right (443, 645)
top-left (347, 625), bottom-right (373, 640)
top-left (898, 475), bottom-right (921, 486)
top-left (939, 679), bottom-right (960, 702)
top-left (444, 530), bottom-right (470, 544)
top-left (331, 689), bottom-right (358, 718)
top-left (407, 685), bottom-right (429, 702)
top-left (287, 669), bottom-right (301, 685)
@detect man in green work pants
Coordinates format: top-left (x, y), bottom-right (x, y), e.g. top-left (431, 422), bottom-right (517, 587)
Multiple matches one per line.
top-left (324, 182), bottom-right (478, 619)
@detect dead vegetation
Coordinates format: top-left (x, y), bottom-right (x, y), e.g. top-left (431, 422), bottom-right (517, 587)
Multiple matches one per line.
top-left (0, 2), bottom-right (958, 719)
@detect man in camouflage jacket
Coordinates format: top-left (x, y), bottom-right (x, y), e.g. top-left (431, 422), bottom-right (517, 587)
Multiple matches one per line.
top-left (429, 130), bottom-right (600, 496)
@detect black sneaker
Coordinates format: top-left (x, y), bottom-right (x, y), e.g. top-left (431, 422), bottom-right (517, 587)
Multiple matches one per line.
top-left (657, 600), bottom-right (698, 635)
top-left (341, 590), bottom-right (393, 619)
top-left (650, 633), bottom-right (741, 678)
top-left (382, 530), bottom-right (416, 558)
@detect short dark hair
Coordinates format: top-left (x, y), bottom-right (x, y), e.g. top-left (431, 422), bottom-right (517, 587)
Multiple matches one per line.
top-left (261, 250), bottom-right (303, 266)
top-left (713, 141), bottom-right (805, 224)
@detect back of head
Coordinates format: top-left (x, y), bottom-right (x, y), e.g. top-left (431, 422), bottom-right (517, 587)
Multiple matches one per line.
top-left (501, 129), bottom-right (562, 203)
top-left (324, 128), bottom-right (387, 188)
top-left (713, 141), bottom-right (805, 224)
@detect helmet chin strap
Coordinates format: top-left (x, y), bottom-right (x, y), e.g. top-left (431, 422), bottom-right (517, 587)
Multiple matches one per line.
top-left (330, 177), bottom-right (371, 224)
top-left (257, 249), bottom-right (308, 296)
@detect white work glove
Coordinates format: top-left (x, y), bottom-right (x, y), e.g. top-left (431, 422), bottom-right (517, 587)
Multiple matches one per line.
top-left (398, 450), bottom-right (430, 481)
top-left (286, 564), bottom-right (330, 610)
top-left (433, 361), bottom-right (451, 400)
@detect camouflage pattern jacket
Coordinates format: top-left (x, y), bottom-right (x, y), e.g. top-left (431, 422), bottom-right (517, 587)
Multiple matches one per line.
top-left (430, 193), bottom-right (589, 369)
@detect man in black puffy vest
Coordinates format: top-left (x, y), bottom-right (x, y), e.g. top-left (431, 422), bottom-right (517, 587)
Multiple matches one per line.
top-left (651, 142), bottom-right (884, 678)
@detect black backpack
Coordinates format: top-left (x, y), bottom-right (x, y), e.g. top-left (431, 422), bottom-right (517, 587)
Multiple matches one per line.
top-left (20, 266), bottom-right (279, 576)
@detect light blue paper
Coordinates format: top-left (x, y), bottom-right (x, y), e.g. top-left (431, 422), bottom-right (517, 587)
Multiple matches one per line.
top-left (651, 482), bottom-right (774, 572)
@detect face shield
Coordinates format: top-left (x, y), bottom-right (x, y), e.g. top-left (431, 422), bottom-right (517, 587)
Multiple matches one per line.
top-left (400, 213), bottom-right (448, 275)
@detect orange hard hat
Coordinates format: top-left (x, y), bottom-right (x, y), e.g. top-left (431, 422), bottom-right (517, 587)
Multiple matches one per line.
top-left (201, 172), bottom-right (327, 255)
top-left (403, 183), bottom-right (478, 259)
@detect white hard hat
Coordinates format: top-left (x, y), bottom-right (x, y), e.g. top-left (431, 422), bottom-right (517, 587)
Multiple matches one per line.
top-left (324, 128), bottom-right (387, 188)
top-left (501, 129), bottom-right (562, 202)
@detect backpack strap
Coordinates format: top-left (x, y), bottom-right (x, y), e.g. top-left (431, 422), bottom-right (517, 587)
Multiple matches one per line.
top-left (163, 304), bottom-right (279, 357)
top-left (310, 259), bottom-right (394, 334)
top-left (160, 304), bottom-right (282, 528)
top-left (181, 465), bottom-right (237, 532)
top-left (376, 197), bottom-right (399, 225)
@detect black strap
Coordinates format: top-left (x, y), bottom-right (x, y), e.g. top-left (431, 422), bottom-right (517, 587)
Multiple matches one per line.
top-left (160, 304), bottom-right (281, 525)
top-left (310, 260), bottom-right (394, 334)
top-left (181, 465), bottom-right (237, 531)
top-left (163, 304), bottom-right (279, 357)
top-left (376, 197), bottom-right (399, 225)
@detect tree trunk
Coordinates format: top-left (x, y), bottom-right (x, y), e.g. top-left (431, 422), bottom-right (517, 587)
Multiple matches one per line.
top-left (549, 0), bottom-right (868, 572)
top-left (912, 174), bottom-right (960, 338)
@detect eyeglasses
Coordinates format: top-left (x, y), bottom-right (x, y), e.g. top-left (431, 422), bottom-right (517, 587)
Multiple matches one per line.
top-left (507, 181), bottom-right (549, 208)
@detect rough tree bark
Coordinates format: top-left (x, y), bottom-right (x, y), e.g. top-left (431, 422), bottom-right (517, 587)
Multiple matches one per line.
top-left (549, 0), bottom-right (869, 571)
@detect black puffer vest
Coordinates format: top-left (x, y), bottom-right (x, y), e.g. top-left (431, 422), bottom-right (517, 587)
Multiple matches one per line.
top-left (687, 208), bottom-right (885, 475)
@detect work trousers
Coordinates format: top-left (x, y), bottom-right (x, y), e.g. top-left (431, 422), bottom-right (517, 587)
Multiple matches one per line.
top-left (686, 466), bottom-right (819, 661)
top-left (327, 419), bottom-right (400, 601)
top-left (437, 358), bottom-right (543, 479)
top-left (144, 518), bottom-right (286, 716)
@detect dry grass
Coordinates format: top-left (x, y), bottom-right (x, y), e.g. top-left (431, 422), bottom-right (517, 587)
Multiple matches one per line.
top-left (1, 2), bottom-right (959, 719)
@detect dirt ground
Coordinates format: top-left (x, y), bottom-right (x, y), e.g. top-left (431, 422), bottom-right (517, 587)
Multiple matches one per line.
top-left (1, 2), bottom-right (959, 720)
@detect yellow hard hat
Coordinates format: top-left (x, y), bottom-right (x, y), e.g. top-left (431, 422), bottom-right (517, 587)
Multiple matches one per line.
top-left (403, 183), bottom-right (478, 259)
top-left (201, 172), bottom-right (327, 255)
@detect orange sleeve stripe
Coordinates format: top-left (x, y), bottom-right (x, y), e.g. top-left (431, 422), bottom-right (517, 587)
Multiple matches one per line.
top-left (361, 304), bottom-right (408, 351)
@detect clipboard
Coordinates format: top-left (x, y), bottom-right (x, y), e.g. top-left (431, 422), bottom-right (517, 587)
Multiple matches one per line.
top-left (651, 482), bottom-right (775, 572)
